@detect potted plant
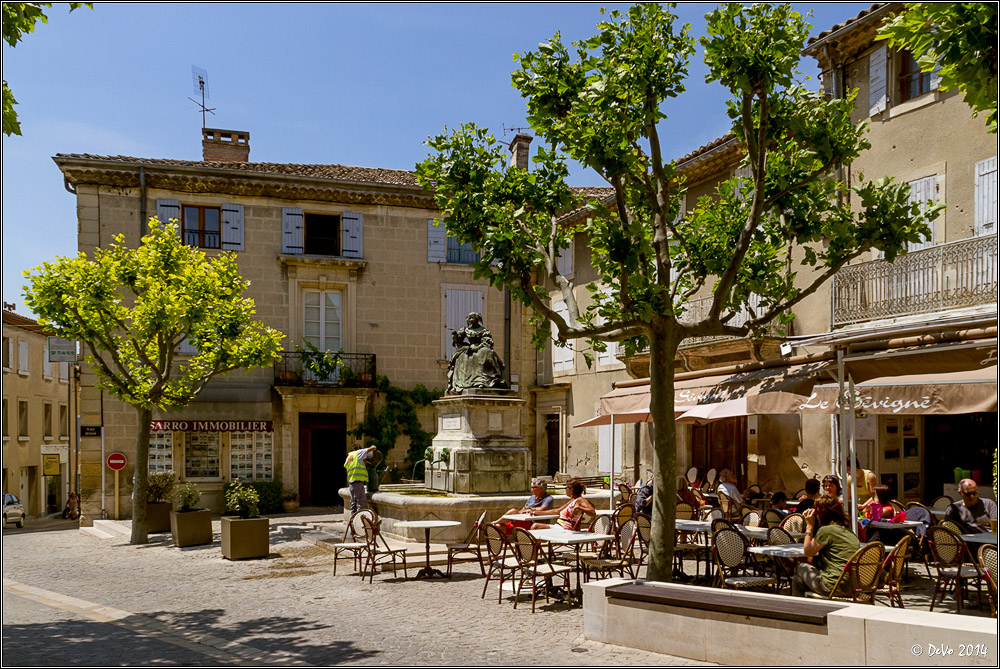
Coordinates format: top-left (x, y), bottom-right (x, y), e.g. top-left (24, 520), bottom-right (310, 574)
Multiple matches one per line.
top-left (169, 482), bottom-right (213, 547)
top-left (221, 481), bottom-right (270, 560)
top-left (297, 341), bottom-right (342, 385)
top-left (146, 470), bottom-right (175, 533)
top-left (281, 492), bottom-right (299, 513)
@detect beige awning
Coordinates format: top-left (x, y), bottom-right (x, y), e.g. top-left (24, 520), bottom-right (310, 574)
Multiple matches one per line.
top-left (675, 398), bottom-right (749, 424)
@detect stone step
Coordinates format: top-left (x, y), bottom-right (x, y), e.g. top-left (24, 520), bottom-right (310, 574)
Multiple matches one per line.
top-left (80, 525), bottom-right (119, 540)
top-left (92, 519), bottom-right (131, 537)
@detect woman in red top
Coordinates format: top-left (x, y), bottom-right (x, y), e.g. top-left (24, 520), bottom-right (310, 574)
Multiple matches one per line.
top-left (531, 477), bottom-right (595, 530)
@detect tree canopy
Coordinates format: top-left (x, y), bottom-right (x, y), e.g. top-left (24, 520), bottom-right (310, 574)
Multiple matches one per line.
top-left (416, 3), bottom-right (937, 581)
top-left (24, 220), bottom-right (284, 544)
top-left (878, 2), bottom-right (998, 133)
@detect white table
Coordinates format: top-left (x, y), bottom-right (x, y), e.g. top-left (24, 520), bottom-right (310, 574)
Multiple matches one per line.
top-left (929, 509), bottom-right (947, 518)
top-left (529, 527), bottom-right (615, 606)
top-left (395, 520), bottom-right (461, 579)
top-left (960, 532), bottom-right (998, 546)
top-left (868, 520), bottom-right (925, 531)
top-left (500, 513), bottom-right (559, 523)
top-left (675, 519), bottom-right (711, 533)
top-left (748, 544), bottom-right (806, 559)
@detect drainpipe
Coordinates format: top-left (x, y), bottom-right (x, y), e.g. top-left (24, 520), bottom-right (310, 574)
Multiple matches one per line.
top-left (504, 287), bottom-right (511, 387)
top-left (139, 166), bottom-right (147, 236)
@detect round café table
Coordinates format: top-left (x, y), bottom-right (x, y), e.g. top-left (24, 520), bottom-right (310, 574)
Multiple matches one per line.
top-left (395, 520), bottom-right (461, 579)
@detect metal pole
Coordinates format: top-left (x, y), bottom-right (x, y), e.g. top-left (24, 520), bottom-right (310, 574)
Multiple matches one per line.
top-left (848, 373), bottom-right (859, 534)
top-left (609, 415), bottom-right (615, 510)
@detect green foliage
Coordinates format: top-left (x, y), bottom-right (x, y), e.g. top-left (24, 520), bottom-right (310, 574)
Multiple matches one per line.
top-left (224, 480), bottom-right (282, 515)
top-left (416, 3), bottom-right (938, 583)
top-left (146, 470), bottom-right (176, 503)
top-left (2, 3), bottom-right (92, 136)
top-left (224, 481), bottom-right (260, 519)
top-left (351, 375), bottom-right (442, 471)
top-left (878, 2), bottom-right (998, 133)
top-left (296, 340), bottom-right (343, 382)
top-left (173, 483), bottom-right (201, 512)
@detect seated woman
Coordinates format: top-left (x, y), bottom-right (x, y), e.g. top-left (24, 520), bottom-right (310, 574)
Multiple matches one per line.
top-left (821, 475), bottom-right (843, 504)
top-left (676, 476), bottom-right (700, 511)
top-left (532, 477), bottom-right (595, 531)
top-left (791, 496), bottom-right (860, 598)
top-left (866, 485), bottom-right (896, 521)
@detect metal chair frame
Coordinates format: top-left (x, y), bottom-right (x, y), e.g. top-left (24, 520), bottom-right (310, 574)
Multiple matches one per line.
top-left (359, 515), bottom-right (408, 583)
top-left (807, 541), bottom-right (886, 604)
top-left (333, 509), bottom-right (377, 576)
top-left (446, 510), bottom-right (487, 577)
top-left (711, 527), bottom-right (776, 592)
top-left (926, 526), bottom-right (985, 614)
top-left (481, 523), bottom-right (520, 603)
top-left (511, 528), bottom-right (572, 612)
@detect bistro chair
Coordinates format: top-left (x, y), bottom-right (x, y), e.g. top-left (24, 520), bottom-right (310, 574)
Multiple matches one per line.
top-left (481, 523), bottom-right (520, 603)
top-left (711, 527), bottom-right (777, 592)
top-left (617, 482), bottom-right (635, 508)
top-left (780, 512), bottom-right (806, 534)
top-left (809, 542), bottom-right (885, 604)
top-left (686, 467), bottom-right (699, 486)
top-left (717, 490), bottom-right (740, 522)
top-left (704, 468), bottom-right (718, 491)
top-left (930, 495), bottom-right (954, 511)
top-left (741, 509), bottom-right (765, 528)
top-left (977, 543), bottom-right (997, 616)
top-left (359, 515), bottom-right (408, 583)
top-left (583, 518), bottom-right (637, 581)
top-left (889, 499), bottom-right (907, 516)
top-left (576, 515), bottom-right (614, 564)
top-left (926, 526), bottom-right (985, 614)
top-left (690, 488), bottom-right (706, 506)
top-left (673, 504), bottom-right (702, 577)
top-left (766, 526), bottom-right (797, 592)
top-left (510, 528), bottom-right (572, 612)
top-left (701, 506), bottom-right (724, 522)
top-left (333, 509), bottom-right (377, 576)
top-left (446, 511), bottom-right (487, 577)
top-left (939, 519), bottom-right (964, 535)
top-left (791, 488), bottom-right (807, 500)
top-left (612, 503), bottom-right (635, 530)
top-left (633, 514), bottom-right (651, 575)
top-left (763, 509), bottom-right (785, 529)
top-left (676, 502), bottom-right (696, 520)
top-left (742, 484), bottom-right (763, 502)
top-left (874, 534), bottom-right (913, 608)
top-left (711, 517), bottom-right (739, 535)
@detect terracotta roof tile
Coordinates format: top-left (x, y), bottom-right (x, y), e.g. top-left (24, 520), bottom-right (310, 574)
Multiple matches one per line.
top-left (805, 2), bottom-right (892, 49)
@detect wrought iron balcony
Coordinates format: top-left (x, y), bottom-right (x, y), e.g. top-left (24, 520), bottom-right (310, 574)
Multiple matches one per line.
top-left (678, 294), bottom-right (781, 346)
top-left (274, 351), bottom-right (377, 388)
top-left (831, 234), bottom-right (998, 327)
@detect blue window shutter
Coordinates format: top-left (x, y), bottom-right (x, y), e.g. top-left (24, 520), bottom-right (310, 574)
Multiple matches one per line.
top-left (428, 219), bottom-right (447, 262)
top-left (342, 212), bottom-right (363, 258)
top-left (282, 208), bottom-right (304, 254)
top-left (221, 203), bottom-right (244, 251)
top-left (156, 199), bottom-right (181, 237)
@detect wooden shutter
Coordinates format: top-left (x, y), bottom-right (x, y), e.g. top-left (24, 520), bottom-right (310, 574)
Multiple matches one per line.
top-left (869, 44), bottom-right (887, 117)
top-left (552, 300), bottom-right (574, 373)
top-left (596, 287), bottom-right (621, 367)
top-left (445, 289), bottom-right (483, 358)
top-left (281, 208), bottom-right (304, 254)
top-left (341, 212), bottom-right (363, 258)
top-left (975, 156), bottom-right (998, 237)
top-left (221, 204), bottom-right (244, 251)
top-left (907, 175), bottom-right (937, 251)
top-left (556, 240), bottom-right (574, 276)
top-left (156, 199), bottom-right (181, 236)
top-left (18, 340), bottom-right (29, 372)
top-left (428, 219), bottom-right (447, 262)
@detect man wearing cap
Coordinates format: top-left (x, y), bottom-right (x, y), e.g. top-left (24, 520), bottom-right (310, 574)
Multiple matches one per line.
top-left (945, 479), bottom-right (998, 533)
top-left (494, 478), bottom-right (554, 533)
top-left (345, 442), bottom-right (378, 513)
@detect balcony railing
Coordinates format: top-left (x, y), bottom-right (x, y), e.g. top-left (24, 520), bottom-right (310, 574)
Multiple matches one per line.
top-left (274, 352), bottom-right (377, 388)
top-left (831, 234), bottom-right (998, 327)
top-left (678, 294), bottom-right (781, 346)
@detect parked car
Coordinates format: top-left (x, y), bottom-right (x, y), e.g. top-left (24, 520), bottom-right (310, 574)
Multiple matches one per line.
top-left (3, 494), bottom-right (25, 528)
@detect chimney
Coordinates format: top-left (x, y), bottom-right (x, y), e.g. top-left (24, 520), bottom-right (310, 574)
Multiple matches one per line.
top-left (202, 128), bottom-right (250, 162)
top-left (508, 133), bottom-right (532, 170)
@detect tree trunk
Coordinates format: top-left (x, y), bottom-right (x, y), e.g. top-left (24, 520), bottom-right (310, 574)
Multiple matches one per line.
top-left (646, 327), bottom-right (680, 582)
top-left (130, 405), bottom-right (152, 545)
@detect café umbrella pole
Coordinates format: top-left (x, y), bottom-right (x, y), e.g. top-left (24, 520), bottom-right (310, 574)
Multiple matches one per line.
top-left (609, 414), bottom-right (615, 510)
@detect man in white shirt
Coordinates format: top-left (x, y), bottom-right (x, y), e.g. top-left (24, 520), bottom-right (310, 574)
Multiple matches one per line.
top-left (716, 469), bottom-right (743, 504)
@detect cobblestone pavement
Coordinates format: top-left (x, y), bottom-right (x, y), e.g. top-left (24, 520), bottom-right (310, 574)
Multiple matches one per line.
top-left (2, 518), bottom-right (714, 667)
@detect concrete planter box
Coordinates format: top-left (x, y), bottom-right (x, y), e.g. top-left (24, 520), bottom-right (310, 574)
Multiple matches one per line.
top-left (221, 516), bottom-right (269, 560)
top-left (170, 509), bottom-right (213, 547)
top-left (146, 502), bottom-right (173, 533)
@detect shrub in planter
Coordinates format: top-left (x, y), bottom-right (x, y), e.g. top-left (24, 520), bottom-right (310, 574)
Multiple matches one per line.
top-left (222, 480), bottom-right (282, 515)
top-left (221, 481), bottom-right (269, 560)
top-left (146, 470), bottom-right (176, 533)
top-left (281, 492), bottom-right (299, 513)
top-left (170, 483), bottom-right (212, 548)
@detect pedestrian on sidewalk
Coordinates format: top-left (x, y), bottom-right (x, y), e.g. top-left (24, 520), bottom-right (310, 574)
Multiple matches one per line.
top-left (62, 492), bottom-right (79, 520)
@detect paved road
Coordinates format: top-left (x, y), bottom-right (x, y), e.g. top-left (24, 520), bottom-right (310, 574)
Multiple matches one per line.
top-left (2, 520), bottom-right (712, 667)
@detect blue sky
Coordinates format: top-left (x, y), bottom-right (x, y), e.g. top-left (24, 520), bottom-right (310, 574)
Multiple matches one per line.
top-left (2, 2), bottom-right (870, 313)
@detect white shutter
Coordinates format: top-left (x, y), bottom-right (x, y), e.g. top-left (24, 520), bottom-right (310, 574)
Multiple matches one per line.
top-left (929, 60), bottom-right (942, 91)
top-left (975, 156), bottom-right (998, 237)
top-left (282, 208), bottom-right (304, 254)
top-left (596, 287), bottom-right (622, 367)
top-left (221, 203), bottom-right (244, 251)
top-left (552, 300), bottom-right (574, 373)
top-left (156, 199), bottom-right (181, 236)
top-left (341, 212), bottom-right (363, 258)
top-left (18, 340), bottom-right (29, 372)
top-left (445, 289), bottom-right (483, 358)
top-left (907, 175), bottom-right (937, 251)
top-left (869, 44), bottom-right (887, 117)
top-left (428, 219), bottom-right (447, 262)
top-left (734, 164), bottom-right (752, 201)
top-left (598, 424), bottom-right (622, 474)
top-left (556, 240), bottom-right (574, 276)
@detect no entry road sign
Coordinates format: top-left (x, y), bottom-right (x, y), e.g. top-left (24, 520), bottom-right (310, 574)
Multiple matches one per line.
top-left (107, 452), bottom-right (127, 471)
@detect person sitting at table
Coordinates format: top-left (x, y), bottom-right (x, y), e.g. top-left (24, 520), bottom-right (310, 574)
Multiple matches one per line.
top-left (676, 476), bottom-right (700, 512)
top-left (791, 495), bottom-right (860, 598)
top-left (866, 485), bottom-right (896, 521)
top-left (532, 477), bottom-right (595, 531)
top-left (770, 491), bottom-right (790, 517)
top-left (495, 478), bottom-right (554, 534)
top-left (945, 478), bottom-right (998, 534)
top-left (847, 458), bottom-right (877, 512)
top-left (795, 478), bottom-right (821, 512)
top-left (821, 475), bottom-right (843, 503)
top-left (634, 479), bottom-right (654, 516)
top-left (716, 469), bottom-right (743, 505)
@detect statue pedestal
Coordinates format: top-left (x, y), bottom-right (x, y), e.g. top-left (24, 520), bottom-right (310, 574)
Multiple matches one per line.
top-left (426, 391), bottom-right (530, 494)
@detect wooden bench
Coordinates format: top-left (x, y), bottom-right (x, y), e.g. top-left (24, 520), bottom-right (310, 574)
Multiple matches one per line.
top-left (605, 582), bottom-right (846, 625)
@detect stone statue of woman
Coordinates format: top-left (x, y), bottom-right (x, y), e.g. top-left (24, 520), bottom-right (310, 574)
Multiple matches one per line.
top-left (446, 312), bottom-right (508, 395)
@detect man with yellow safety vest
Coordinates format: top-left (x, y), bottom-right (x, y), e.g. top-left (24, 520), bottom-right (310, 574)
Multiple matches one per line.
top-left (345, 442), bottom-right (378, 513)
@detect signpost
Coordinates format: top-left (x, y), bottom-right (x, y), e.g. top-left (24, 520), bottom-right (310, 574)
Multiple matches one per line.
top-left (107, 452), bottom-right (127, 520)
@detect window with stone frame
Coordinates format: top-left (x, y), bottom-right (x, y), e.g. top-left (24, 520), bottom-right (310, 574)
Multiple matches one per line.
top-left (182, 205), bottom-right (222, 249)
top-left (18, 400), bottom-right (28, 438)
top-left (898, 50), bottom-right (932, 102)
top-left (43, 403), bottom-right (52, 439)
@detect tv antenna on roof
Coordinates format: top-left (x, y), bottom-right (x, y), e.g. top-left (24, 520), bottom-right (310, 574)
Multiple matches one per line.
top-left (501, 123), bottom-right (531, 138)
top-left (189, 65), bottom-right (217, 129)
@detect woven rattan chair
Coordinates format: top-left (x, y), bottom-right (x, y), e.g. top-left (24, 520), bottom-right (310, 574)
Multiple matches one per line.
top-left (705, 468), bottom-right (718, 490)
top-left (701, 506), bottom-right (724, 522)
top-left (446, 511), bottom-right (487, 577)
top-left (763, 509), bottom-right (784, 529)
top-left (617, 482), bottom-right (635, 508)
top-left (930, 495), bottom-right (954, 510)
top-left (634, 513), bottom-right (651, 575)
top-left (939, 519), bottom-right (964, 534)
top-left (978, 543), bottom-right (997, 616)
top-left (711, 527), bottom-right (777, 592)
top-left (927, 526), bottom-right (985, 614)
top-left (743, 484), bottom-right (763, 502)
top-left (791, 488), bottom-right (806, 500)
top-left (481, 523), bottom-right (520, 603)
top-left (741, 510), bottom-right (764, 528)
top-left (686, 467), bottom-right (699, 485)
top-left (711, 517), bottom-right (738, 535)
top-left (889, 499), bottom-right (906, 516)
top-left (583, 518), bottom-right (637, 581)
top-left (780, 512), bottom-right (806, 534)
top-left (807, 542), bottom-right (886, 604)
top-left (676, 502), bottom-right (696, 520)
top-left (766, 526), bottom-right (797, 591)
top-left (717, 490), bottom-right (740, 521)
top-left (576, 514), bottom-right (614, 563)
top-left (333, 509), bottom-right (377, 576)
top-left (509, 528), bottom-right (573, 612)
top-left (875, 534), bottom-right (912, 608)
top-left (359, 515), bottom-right (408, 583)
